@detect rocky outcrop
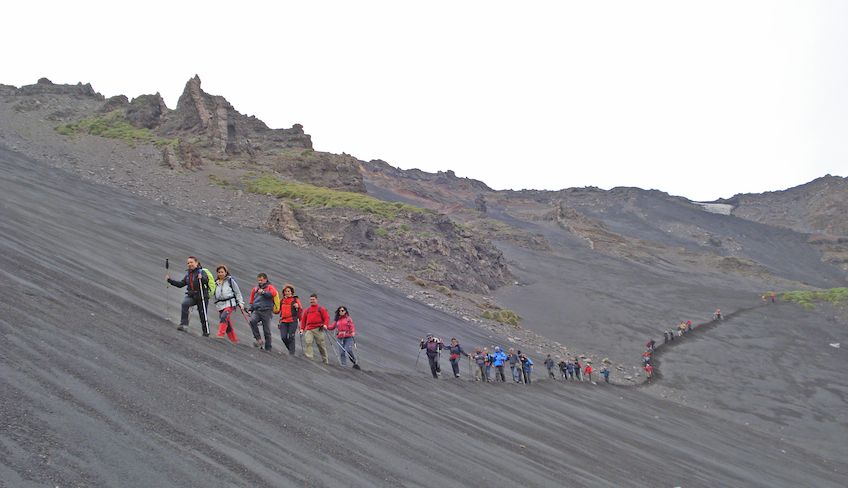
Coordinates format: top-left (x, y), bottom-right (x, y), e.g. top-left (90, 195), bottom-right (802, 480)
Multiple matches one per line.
top-left (161, 75), bottom-right (312, 159)
top-left (99, 95), bottom-right (129, 113)
top-left (126, 94), bottom-right (167, 129)
top-left (16, 78), bottom-right (102, 99)
top-left (266, 203), bottom-right (511, 293)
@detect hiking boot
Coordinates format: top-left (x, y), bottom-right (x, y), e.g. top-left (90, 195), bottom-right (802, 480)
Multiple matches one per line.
top-left (213, 335), bottom-right (226, 340)
top-left (253, 339), bottom-right (262, 348)
top-left (177, 325), bottom-right (186, 332)
top-left (352, 364), bottom-right (361, 370)
top-left (202, 333), bottom-right (210, 337)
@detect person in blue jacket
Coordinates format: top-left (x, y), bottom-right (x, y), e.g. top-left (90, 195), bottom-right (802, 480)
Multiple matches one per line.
top-left (491, 346), bottom-right (508, 382)
top-left (520, 353), bottom-right (533, 385)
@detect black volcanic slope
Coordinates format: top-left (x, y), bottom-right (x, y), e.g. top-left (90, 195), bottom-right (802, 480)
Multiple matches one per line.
top-left (1, 147), bottom-right (845, 487)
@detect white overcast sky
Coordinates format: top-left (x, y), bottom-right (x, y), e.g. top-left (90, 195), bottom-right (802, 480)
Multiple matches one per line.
top-left (3, 0), bottom-right (846, 200)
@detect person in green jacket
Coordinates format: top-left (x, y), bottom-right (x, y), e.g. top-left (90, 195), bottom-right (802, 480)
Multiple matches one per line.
top-left (167, 256), bottom-right (215, 336)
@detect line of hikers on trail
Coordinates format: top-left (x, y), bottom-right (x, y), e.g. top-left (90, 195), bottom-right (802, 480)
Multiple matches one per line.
top-left (419, 335), bottom-right (611, 385)
top-left (166, 256), bottom-right (360, 369)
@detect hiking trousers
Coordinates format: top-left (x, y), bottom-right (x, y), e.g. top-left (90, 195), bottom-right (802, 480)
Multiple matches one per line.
top-left (450, 359), bottom-right (461, 377)
top-left (249, 309), bottom-right (273, 350)
top-left (495, 365), bottom-right (506, 382)
top-left (337, 336), bottom-right (356, 366)
top-left (427, 354), bottom-right (441, 378)
top-left (547, 368), bottom-right (556, 379)
top-left (279, 321), bottom-right (298, 355)
top-left (303, 328), bottom-right (328, 363)
top-left (510, 365), bottom-right (521, 382)
top-left (216, 306), bottom-right (238, 343)
top-left (180, 294), bottom-right (210, 335)
top-left (478, 365), bottom-right (488, 382)
top-left (522, 369), bottom-right (531, 384)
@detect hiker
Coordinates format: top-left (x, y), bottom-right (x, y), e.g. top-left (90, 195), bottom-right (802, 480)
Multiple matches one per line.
top-left (558, 360), bottom-right (568, 380)
top-left (247, 273), bottom-right (280, 351)
top-left (770, 292), bottom-right (777, 303)
top-left (483, 347), bottom-right (493, 382)
top-left (642, 350), bottom-right (652, 366)
top-left (278, 284), bottom-right (302, 355)
top-left (508, 348), bottom-right (522, 383)
top-left (573, 359), bottom-right (582, 381)
top-left (583, 363), bottom-right (593, 382)
top-left (544, 354), bottom-right (556, 379)
top-left (520, 354), bottom-right (533, 384)
top-left (714, 308), bottom-right (722, 320)
top-left (446, 338), bottom-right (471, 378)
top-left (327, 305), bottom-right (358, 368)
top-left (420, 334), bottom-right (444, 378)
top-left (565, 360), bottom-right (575, 380)
top-left (212, 265), bottom-right (245, 343)
top-left (166, 256), bottom-right (215, 336)
top-left (663, 330), bottom-right (670, 344)
top-left (473, 347), bottom-right (487, 382)
top-left (492, 346), bottom-right (508, 382)
top-left (645, 363), bottom-right (654, 382)
top-left (646, 339), bottom-right (655, 352)
top-left (686, 320), bottom-right (692, 332)
top-left (300, 293), bottom-right (330, 364)
top-left (601, 366), bottom-right (610, 383)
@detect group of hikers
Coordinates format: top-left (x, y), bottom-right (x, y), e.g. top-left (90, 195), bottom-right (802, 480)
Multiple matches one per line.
top-left (419, 335), bottom-right (611, 385)
top-left (166, 256), bottom-right (359, 369)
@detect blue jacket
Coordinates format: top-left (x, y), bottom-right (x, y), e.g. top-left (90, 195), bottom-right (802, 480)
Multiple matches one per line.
top-left (522, 357), bottom-right (533, 372)
top-left (492, 351), bottom-right (507, 367)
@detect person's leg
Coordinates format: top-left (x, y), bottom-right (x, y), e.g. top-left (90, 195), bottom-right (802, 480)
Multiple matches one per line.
top-left (194, 296), bottom-right (210, 336)
top-left (226, 309), bottom-right (238, 343)
top-left (259, 310), bottom-right (272, 350)
top-left (283, 322), bottom-right (297, 354)
top-left (179, 296), bottom-right (194, 327)
top-left (479, 366), bottom-right (487, 382)
top-left (428, 355), bottom-right (438, 378)
top-left (451, 359), bottom-right (460, 377)
top-left (343, 337), bottom-right (355, 365)
top-left (217, 308), bottom-right (230, 337)
top-left (338, 336), bottom-right (348, 366)
top-left (315, 329), bottom-right (328, 363)
top-left (303, 329), bottom-right (315, 359)
top-left (249, 312), bottom-right (263, 346)
top-left (499, 366), bottom-right (506, 382)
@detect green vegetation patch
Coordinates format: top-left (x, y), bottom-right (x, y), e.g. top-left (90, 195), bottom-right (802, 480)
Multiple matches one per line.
top-left (481, 308), bottom-right (520, 327)
top-left (245, 175), bottom-right (427, 219)
top-left (55, 111), bottom-right (176, 147)
top-left (782, 288), bottom-right (848, 310)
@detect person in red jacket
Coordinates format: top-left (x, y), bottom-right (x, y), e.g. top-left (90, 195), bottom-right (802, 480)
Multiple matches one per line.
top-left (327, 305), bottom-right (359, 369)
top-left (278, 284), bottom-right (302, 355)
top-left (299, 293), bottom-right (329, 364)
top-left (583, 363), bottom-right (593, 383)
top-left (645, 363), bottom-right (654, 382)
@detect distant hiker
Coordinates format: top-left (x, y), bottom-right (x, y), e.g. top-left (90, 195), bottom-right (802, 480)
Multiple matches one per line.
top-left (686, 320), bottom-right (692, 332)
top-left (520, 354), bottom-right (533, 384)
top-left (663, 330), bottom-right (670, 344)
top-left (601, 366), bottom-right (610, 383)
top-left (492, 346), bottom-right (508, 382)
top-left (278, 284), bottom-right (302, 355)
top-left (573, 359), bottom-right (582, 381)
top-left (646, 339), bottom-right (656, 352)
top-left (300, 293), bottom-right (330, 364)
top-left (508, 348), bottom-right (522, 383)
top-left (761, 294), bottom-right (768, 303)
top-left (483, 347), bottom-right (493, 381)
top-left (770, 292), bottom-right (777, 303)
top-left (212, 265), bottom-right (245, 343)
top-left (327, 305), bottom-right (357, 368)
top-left (642, 351), bottom-right (652, 366)
top-left (645, 363), bottom-right (654, 382)
top-left (473, 347), bottom-right (487, 382)
top-left (420, 334), bottom-right (444, 378)
top-left (583, 363), bottom-right (593, 382)
top-left (558, 360), bottom-right (568, 380)
top-left (565, 360), bottom-right (575, 380)
top-left (446, 338), bottom-right (470, 378)
top-left (714, 308), bottom-right (722, 320)
top-left (544, 355), bottom-right (556, 379)
top-left (166, 256), bottom-right (215, 336)
top-left (677, 323), bottom-right (685, 337)
top-left (247, 273), bottom-right (280, 351)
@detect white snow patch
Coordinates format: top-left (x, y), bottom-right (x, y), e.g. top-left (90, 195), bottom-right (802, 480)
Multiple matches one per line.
top-left (693, 202), bottom-right (733, 215)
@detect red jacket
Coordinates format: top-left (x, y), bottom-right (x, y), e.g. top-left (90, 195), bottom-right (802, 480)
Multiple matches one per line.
top-left (327, 316), bottom-right (356, 339)
top-left (279, 296), bottom-right (302, 323)
top-left (584, 365), bottom-right (593, 375)
top-left (300, 304), bottom-right (329, 331)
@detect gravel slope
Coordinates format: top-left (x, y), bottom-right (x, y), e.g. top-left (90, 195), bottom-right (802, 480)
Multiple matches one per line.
top-left (1, 147), bottom-right (845, 487)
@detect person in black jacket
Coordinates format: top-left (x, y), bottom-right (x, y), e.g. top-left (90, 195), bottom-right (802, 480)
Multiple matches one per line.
top-left (420, 334), bottom-right (444, 379)
top-left (446, 338), bottom-right (470, 378)
top-left (166, 256), bottom-right (212, 336)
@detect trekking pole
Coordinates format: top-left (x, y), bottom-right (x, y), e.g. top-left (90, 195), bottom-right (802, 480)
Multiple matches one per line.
top-left (324, 328), bottom-right (342, 366)
top-left (164, 258), bottom-right (170, 323)
top-left (197, 267), bottom-right (211, 336)
top-left (415, 343), bottom-right (423, 369)
top-left (329, 333), bottom-right (358, 367)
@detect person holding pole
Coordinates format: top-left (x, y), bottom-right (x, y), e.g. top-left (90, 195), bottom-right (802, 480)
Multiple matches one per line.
top-left (326, 305), bottom-right (359, 369)
top-left (166, 256), bottom-right (215, 336)
top-left (247, 273), bottom-right (280, 352)
top-left (299, 293), bottom-right (330, 364)
top-left (212, 264), bottom-right (245, 343)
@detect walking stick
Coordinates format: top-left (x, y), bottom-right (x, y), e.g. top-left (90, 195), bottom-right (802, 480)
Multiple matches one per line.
top-left (324, 328), bottom-right (342, 366)
top-left (164, 258), bottom-right (170, 323)
top-left (197, 267), bottom-right (211, 336)
top-left (415, 342), bottom-right (423, 369)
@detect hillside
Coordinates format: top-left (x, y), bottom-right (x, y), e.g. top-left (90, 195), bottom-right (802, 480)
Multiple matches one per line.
top-left (2, 146), bottom-right (847, 487)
